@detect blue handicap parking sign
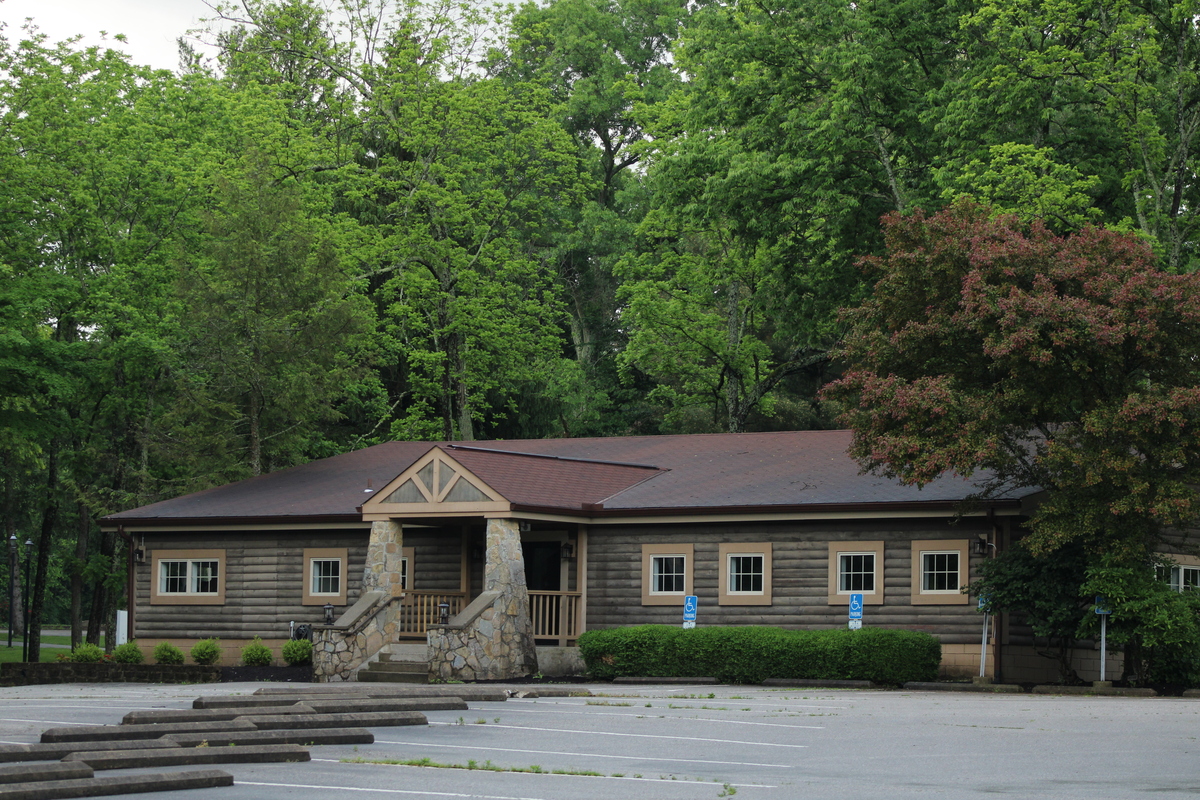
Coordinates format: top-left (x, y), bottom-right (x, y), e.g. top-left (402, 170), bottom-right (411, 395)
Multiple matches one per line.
top-left (848, 593), bottom-right (864, 620)
top-left (683, 595), bottom-right (698, 621)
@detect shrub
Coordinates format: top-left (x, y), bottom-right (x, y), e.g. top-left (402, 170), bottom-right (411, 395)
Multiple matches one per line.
top-left (153, 641), bottom-right (185, 665)
top-left (191, 638), bottom-right (222, 666)
top-left (69, 642), bottom-right (105, 663)
top-left (281, 638), bottom-right (313, 667)
top-left (240, 636), bottom-right (274, 666)
top-left (577, 625), bottom-right (941, 685)
top-left (111, 641), bottom-right (144, 664)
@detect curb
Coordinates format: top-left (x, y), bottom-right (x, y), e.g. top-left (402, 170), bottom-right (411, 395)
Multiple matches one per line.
top-left (0, 769), bottom-right (233, 799)
top-left (0, 764), bottom-right (93, 785)
top-left (63, 744), bottom-right (309, 770)
top-left (903, 682), bottom-right (1024, 693)
top-left (237, 711), bottom-right (427, 730)
top-left (304, 698), bottom-right (466, 714)
top-left (164, 727), bottom-right (374, 748)
top-left (122, 705), bottom-right (316, 726)
top-left (612, 677), bottom-right (719, 685)
top-left (40, 720), bottom-right (256, 744)
top-left (761, 679), bottom-right (874, 689)
top-left (0, 741), bottom-right (182, 764)
top-left (1030, 685), bottom-right (1157, 697)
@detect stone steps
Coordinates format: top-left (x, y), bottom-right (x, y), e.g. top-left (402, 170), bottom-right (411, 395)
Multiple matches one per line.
top-left (355, 647), bottom-right (432, 686)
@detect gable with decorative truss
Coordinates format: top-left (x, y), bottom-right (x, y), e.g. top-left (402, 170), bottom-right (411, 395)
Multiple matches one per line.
top-left (361, 446), bottom-right (509, 520)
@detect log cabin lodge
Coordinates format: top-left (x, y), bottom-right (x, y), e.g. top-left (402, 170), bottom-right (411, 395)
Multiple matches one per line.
top-left (101, 430), bottom-right (1182, 683)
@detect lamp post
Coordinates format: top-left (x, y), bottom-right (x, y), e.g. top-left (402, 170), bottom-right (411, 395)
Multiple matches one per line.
top-left (7, 535), bottom-right (15, 649)
top-left (20, 538), bottom-right (32, 663)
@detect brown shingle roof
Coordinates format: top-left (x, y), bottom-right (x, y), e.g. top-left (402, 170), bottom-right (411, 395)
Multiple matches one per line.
top-left (103, 431), bottom-right (1030, 525)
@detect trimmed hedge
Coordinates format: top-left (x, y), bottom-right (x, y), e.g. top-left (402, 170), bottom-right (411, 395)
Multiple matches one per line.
top-left (577, 625), bottom-right (941, 685)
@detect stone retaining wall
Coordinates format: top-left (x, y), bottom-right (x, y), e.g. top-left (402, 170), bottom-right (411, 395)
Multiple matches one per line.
top-left (0, 662), bottom-right (220, 685)
top-left (313, 594), bottom-right (402, 682)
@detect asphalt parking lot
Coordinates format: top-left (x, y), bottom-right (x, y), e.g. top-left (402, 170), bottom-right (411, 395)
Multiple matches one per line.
top-left (0, 681), bottom-right (1197, 799)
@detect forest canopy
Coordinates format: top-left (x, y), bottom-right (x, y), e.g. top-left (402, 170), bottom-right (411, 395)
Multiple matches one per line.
top-left (2, 0), bottom-right (1199, 657)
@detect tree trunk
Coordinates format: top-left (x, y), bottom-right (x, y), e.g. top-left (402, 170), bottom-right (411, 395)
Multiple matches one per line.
top-left (71, 501), bottom-right (88, 649)
top-left (28, 449), bottom-right (58, 663)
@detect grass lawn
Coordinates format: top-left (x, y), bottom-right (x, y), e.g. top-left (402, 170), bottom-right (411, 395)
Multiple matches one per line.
top-left (0, 645), bottom-right (63, 664)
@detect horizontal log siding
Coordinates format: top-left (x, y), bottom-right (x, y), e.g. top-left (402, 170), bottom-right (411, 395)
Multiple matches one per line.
top-left (585, 519), bottom-right (994, 644)
top-left (136, 530), bottom-right (368, 640)
top-left (403, 530), bottom-right (463, 592)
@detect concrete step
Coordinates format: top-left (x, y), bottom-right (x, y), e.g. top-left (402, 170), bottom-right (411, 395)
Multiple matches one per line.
top-left (364, 661), bottom-right (426, 674)
top-left (356, 669), bottom-right (429, 684)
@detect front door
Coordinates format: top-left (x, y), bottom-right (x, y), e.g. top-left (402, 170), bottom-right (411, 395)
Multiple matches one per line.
top-left (523, 541), bottom-right (561, 591)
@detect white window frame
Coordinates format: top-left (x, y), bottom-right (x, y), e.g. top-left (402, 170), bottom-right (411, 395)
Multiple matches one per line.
top-left (827, 541), bottom-right (885, 605)
top-left (838, 552), bottom-right (876, 594)
top-left (158, 558), bottom-right (220, 596)
top-left (919, 550), bottom-right (961, 594)
top-left (310, 557), bottom-right (342, 597)
top-left (727, 552), bottom-right (765, 595)
top-left (651, 554), bottom-right (688, 595)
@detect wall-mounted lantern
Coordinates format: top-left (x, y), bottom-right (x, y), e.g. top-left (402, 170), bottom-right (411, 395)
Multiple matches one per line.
top-left (323, 603), bottom-right (335, 625)
top-left (560, 542), bottom-right (575, 560)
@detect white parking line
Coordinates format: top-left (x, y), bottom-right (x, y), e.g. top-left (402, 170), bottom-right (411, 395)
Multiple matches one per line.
top-left (0, 718), bottom-right (93, 726)
top-left (329, 762), bottom-right (777, 788)
top-left (240, 780), bottom-right (546, 799)
top-left (540, 697), bottom-right (849, 710)
top-left (495, 707), bottom-right (824, 730)
top-left (374, 739), bottom-right (794, 768)
top-left (430, 722), bottom-right (810, 749)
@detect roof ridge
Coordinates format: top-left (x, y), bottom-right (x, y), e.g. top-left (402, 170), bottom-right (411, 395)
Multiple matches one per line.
top-left (444, 444), bottom-right (662, 471)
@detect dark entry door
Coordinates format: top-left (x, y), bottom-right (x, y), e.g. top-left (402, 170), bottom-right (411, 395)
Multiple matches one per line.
top-left (523, 542), bottom-right (561, 591)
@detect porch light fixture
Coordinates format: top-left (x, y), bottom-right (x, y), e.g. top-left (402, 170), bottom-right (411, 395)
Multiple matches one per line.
top-left (323, 603), bottom-right (335, 625)
top-left (438, 602), bottom-right (450, 625)
top-left (560, 542), bottom-right (575, 560)
top-left (972, 535), bottom-right (995, 556)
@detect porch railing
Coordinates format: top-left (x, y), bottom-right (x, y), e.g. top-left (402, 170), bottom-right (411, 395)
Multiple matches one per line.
top-left (397, 591), bottom-right (468, 638)
top-left (528, 590), bottom-right (583, 646)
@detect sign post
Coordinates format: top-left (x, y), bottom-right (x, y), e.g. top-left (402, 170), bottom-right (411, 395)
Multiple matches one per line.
top-left (682, 595), bottom-right (698, 630)
top-left (1095, 595), bottom-right (1112, 682)
top-left (848, 593), bottom-right (863, 630)
top-left (978, 595), bottom-right (990, 679)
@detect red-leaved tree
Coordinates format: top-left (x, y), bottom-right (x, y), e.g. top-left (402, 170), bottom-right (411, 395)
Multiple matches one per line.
top-left (825, 201), bottom-right (1200, 562)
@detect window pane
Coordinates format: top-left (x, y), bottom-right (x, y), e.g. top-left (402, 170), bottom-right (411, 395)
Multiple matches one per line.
top-left (193, 561), bottom-right (219, 594)
top-left (160, 561), bottom-right (187, 594)
top-left (922, 552), bottom-right (959, 592)
top-left (729, 554), bottom-right (764, 593)
top-left (311, 559), bottom-right (340, 595)
top-left (1183, 567), bottom-right (1200, 591)
top-left (652, 555), bottom-right (685, 593)
top-left (839, 553), bottom-right (875, 592)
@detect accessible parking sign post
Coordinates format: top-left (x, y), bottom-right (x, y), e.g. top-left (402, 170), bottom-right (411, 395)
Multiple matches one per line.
top-left (848, 593), bottom-right (863, 630)
top-left (682, 595), bottom-right (698, 629)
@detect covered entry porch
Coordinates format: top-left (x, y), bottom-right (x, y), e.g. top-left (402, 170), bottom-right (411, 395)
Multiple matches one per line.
top-left (394, 520), bottom-right (587, 646)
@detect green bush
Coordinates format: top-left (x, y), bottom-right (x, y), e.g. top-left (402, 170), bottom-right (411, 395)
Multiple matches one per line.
top-left (577, 625), bottom-right (941, 685)
top-left (153, 641), bottom-right (185, 665)
top-left (111, 641), bottom-right (144, 664)
top-left (281, 638), bottom-right (313, 667)
top-left (190, 638), bottom-right (222, 666)
top-left (69, 642), bottom-right (105, 663)
top-left (240, 636), bottom-right (274, 666)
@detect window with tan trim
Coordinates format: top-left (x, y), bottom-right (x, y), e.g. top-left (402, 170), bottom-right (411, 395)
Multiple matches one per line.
top-left (150, 549), bottom-right (225, 605)
top-left (641, 543), bottom-right (693, 606)
top-left (910, 540), bottom-right (970, 605)
top-left (303, 548), bottom-right (348, 606)
top-left (1157, 553), bottom-right (1200, 592)
top-left (827, 541), bottom-right (884, 605)
top-left (401, 546), bottom-right (414, 590)
top-left (718, 543), bottom-right (772, 605)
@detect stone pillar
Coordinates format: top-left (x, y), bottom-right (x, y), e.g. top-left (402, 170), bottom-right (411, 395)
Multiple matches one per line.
top-left (363, 519), bottom-right (404, 597)
top-left (483, 518), bottom-right (539, 676)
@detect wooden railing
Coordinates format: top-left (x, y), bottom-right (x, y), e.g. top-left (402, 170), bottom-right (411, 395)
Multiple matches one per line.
top-left (399, 589), bottom-right (582, 645)
top-left (397, 591), bottom-right (467, 638)
top-left (528, 590), bottom-right (583, 646)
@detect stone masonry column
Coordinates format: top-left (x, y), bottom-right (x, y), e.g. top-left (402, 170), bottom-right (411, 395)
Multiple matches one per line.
top-left (363, 519), bottom-right (404, 597)
top-left (483, 518), bottom-right (538, 677)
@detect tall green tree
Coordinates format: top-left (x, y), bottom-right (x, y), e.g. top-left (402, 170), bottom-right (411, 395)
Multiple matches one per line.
top-left (826, 201), bottom-right (1200, 563)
